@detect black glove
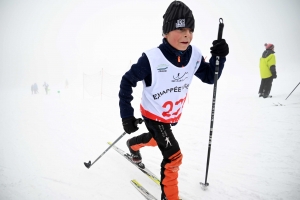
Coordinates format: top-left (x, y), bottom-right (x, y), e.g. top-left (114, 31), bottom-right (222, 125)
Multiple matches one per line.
top-left (122, 116), bottom-right (139, 134)
top-left (210, 39), bottom-right (229, 57)
top-left (270, 66), bottom-right (277, 79)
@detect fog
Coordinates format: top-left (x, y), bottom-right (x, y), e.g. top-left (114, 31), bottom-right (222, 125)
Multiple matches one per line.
top-left (1, 1), bottom-right (300, 199)
top-left (1, 0), bottom-right (299, 92)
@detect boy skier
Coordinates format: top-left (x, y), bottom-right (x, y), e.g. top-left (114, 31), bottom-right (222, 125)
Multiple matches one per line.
top-left (119, 1), bottom-right (229, 199)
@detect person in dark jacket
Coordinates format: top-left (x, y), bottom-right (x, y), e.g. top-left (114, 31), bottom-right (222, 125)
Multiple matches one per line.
top-left (259, 43), bottom-right (277, 98)
top-left (119, 1), bottom-right (229, 199)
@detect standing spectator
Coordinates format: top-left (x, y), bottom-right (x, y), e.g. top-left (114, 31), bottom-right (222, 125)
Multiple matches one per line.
top-left (259, 43), bottom-right (277, 98)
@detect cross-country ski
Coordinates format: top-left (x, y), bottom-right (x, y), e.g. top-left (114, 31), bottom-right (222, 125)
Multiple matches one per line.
top-left (108, 142), bottom-right (161, 186)
top-left (130, 179), bottom-right (157, 200)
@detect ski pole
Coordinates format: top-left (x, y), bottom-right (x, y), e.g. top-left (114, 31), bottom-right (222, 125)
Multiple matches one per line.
top-left (200, 18), bottom-right (224, 188)
top-left (285, 82), bottom-right (300, 100)
top-left (84, 118), bottom-right (143, 169)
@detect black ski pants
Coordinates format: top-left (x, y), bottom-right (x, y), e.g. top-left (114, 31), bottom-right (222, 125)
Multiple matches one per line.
top-left (128, 118), bottom-right (182, 200)
top-left (259, 77), bottom-right (273, 97)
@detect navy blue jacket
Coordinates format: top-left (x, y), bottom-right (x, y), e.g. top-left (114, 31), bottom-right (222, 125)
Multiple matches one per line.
top-left (119, 38), bottom-right (226, 119)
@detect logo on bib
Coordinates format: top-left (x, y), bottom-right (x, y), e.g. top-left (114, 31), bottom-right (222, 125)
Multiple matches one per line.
top-left (157, 64), bottom-right (168, 72)
top-left (172, 72), bottom-right (188, 82)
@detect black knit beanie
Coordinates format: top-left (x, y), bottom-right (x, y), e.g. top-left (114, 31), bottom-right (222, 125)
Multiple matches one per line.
top-left (163, 1), bottom-right (195, 34)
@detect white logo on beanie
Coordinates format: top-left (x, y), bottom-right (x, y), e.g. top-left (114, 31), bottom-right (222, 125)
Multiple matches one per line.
top-left (175, 19), bottom-right (185, 28)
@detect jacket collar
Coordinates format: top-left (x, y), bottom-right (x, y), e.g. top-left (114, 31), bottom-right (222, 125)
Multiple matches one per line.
top-left (262, 49), bottom-right (275, 58)
top-left (162, 38), bottom-right (191, 57)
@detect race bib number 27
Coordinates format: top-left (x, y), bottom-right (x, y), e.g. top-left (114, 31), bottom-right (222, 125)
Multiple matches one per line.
top-left (162, 95), bottom-right (187, 117)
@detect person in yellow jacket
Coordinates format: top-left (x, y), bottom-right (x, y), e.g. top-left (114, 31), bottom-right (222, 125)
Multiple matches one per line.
top-left (259, 43), bottom-right (277, 98)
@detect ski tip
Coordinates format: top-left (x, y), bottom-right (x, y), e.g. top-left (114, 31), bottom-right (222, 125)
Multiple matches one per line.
top-left (131, 179), bottom-right (140, 185)
top-left (131, 179), bottom-right (157, 200)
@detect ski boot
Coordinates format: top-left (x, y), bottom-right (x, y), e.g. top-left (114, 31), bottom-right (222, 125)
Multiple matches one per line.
top-left (126, 139), bottom-right (145, 169)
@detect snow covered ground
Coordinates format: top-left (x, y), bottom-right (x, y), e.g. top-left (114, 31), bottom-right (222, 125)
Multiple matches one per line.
top-left (1, 66), bottom-right (299, 200)
top-left (1, 0), bottom-right (300, 199)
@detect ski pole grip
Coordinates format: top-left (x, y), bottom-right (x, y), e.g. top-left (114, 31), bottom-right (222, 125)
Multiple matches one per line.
top-left (135, 118), bottom-right (144, 126)
top-left (217, 18), bottom-right (224, 40)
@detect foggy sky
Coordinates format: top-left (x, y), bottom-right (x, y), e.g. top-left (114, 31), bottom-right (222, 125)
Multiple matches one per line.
top-left (0, 0), bottom-right (299, 91)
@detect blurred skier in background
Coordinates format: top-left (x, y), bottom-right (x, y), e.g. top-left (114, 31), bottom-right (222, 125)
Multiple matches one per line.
top-left (65, 79), bottom-right (69, 88)
top-left (31, 83), bottom-right (38, 94)
top-left (33, 83), bottom-right (38, 94)
top-left (31, 84), bottom-right (34, 94)
top-left (43, 82), bottom-right (49, 94)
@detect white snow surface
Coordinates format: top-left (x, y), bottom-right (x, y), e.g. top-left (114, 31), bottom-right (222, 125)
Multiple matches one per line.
top-left (1, 0), bottom-right (300, 199)
top-left (1, 69), bottom-right (300, 200)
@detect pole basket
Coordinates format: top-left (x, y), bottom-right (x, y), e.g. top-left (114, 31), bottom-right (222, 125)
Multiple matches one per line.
top-left (200, 182), bottom-right (209, 190)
